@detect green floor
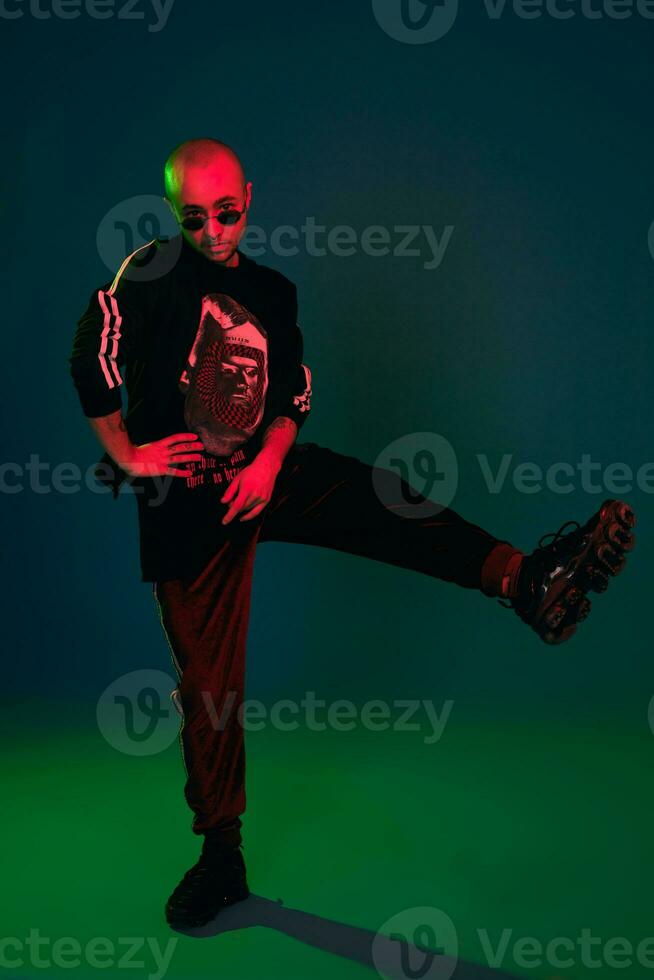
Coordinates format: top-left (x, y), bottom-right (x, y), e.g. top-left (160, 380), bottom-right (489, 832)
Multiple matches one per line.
top-left (3, 700), bottom-right (651, 980)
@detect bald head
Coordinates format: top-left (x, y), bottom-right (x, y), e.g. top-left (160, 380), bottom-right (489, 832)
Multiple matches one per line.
top-left (163, 138), bottom-right (251, 266)
top-left (164, 138), bottom-right (245, 202)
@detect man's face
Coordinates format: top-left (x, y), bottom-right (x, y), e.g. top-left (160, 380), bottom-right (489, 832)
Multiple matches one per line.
top-left (217, 353), bottom-right (259, 406)
top-left (166, 157), bottom-right (252, 266)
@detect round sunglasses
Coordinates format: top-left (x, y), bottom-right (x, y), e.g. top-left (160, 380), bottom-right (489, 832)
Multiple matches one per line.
top-left (178, 201), bottom-right (247, 232)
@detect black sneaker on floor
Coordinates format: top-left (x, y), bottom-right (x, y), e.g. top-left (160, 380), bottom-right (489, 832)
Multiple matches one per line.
top-left (505, 498), bottom-right (636, 645)
top-left (165, 842), bottom-right (250, 929)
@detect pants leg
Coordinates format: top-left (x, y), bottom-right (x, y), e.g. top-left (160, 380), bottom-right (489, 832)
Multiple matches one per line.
top-left (151, 440), bottom-right (513, 842)
top-left (258, 441), bottom-right (508, 590)
top-left (151, 526), bottom-right (260, 844)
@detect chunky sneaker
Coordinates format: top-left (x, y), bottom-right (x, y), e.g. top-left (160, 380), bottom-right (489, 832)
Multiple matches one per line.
top-left (505, 499), bottom-right (636, 645)
top-left (165, 841), bottom-right (249, 929)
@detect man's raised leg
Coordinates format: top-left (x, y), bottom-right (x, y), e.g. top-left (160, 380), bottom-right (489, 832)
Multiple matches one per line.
top-left (258, 441), bottom-right (636, 644)
top-left (258, 441), bottom-right (516, 593)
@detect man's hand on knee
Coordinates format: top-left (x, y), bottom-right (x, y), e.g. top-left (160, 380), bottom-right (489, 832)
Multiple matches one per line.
top-left (220, 455), bottom-right (281, 524)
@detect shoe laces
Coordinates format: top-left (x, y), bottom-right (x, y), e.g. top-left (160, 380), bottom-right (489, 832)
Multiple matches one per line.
top-left (497, 519), bottom-right (583, 610)
top-left (537, 519), bottom-right (581, 550)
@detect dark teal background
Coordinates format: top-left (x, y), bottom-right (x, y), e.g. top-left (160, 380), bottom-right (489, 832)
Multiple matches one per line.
top-left (2, 4), bottom-right (654, 979)
top-left (3, 2), bottom-right (652, 712)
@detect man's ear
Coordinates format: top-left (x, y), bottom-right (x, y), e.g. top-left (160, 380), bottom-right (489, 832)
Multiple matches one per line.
top-left (244, 181), bottom-right (253, 210)
top-left (163, 195), bottom-right (176, 217)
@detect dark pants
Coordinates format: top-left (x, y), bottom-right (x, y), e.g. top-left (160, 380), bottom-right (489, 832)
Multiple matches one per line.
top-left (151, 440), bottom-right (505, 846)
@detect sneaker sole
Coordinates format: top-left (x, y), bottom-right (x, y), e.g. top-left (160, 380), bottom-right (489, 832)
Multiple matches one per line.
top-left (165, 885), bottom-right (250, 929)
top-left (534, 499), bottom-right (636, 645)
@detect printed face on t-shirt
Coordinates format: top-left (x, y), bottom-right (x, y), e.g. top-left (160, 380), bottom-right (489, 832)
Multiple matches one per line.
top-left (178, 293), bottom-right (269, 457)
top-left (217, 353), bottom-right (259, 408)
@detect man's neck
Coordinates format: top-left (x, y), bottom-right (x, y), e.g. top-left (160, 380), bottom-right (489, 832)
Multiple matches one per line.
top-left (181, 235), bottom-right (242, 269)
top-left (209, 247), bottom-right (240, 269)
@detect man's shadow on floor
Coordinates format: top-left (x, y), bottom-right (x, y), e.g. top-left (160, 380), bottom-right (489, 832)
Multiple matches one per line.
top-left (173, 894), bottom-right (520, 979)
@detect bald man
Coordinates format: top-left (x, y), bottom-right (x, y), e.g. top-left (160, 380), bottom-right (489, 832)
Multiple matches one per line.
top-left (69, 137), bottom-right (637, 930)
top-left (165, 139), bottom-right (251, 267)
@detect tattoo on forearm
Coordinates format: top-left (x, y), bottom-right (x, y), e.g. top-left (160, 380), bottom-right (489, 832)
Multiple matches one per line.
top-left (264, 417), bottom-right (296, 438)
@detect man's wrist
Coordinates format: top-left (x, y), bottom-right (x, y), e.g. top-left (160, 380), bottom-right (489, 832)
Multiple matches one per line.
top-left (255, 443), bottom-right (285, 474)
top-left (115, 442), bottom-right (138, 472)
top-left (87, 412), bottom-right (138, 473)
top-left (256, 416), bottom-right (298, 474)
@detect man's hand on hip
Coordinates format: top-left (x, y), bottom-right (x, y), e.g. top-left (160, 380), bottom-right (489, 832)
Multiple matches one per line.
top-left (123, 433), bottom-right (205, 478)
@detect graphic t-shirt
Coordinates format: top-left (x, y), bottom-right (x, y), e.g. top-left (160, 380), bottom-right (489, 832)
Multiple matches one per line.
top-left (69, 234), bottom-right (313, 582)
